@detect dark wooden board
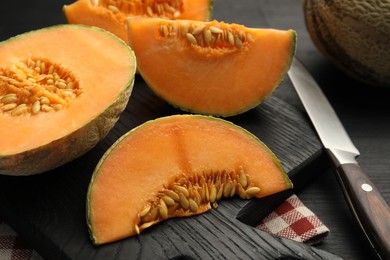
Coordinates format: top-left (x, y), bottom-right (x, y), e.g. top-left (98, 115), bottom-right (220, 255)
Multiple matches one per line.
top-left (0, 80), bottom-right (335, 259)
top-left (0, 0), bottom-right (343, 259)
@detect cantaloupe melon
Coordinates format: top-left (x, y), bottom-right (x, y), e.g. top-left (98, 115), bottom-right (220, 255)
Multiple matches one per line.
top-left (127, 18), bottom-right (296, 116)
top-left (303, 0), bottom-right (390, 87)
top-left (87, 114), bottom-right (293, 245)
top-left (64, 0), bottom-right (213, 44)
top-left (0, 25), bottom-right (136, 176)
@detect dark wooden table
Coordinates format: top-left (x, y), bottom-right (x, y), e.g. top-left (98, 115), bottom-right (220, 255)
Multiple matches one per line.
top-left (1, 1), bottom-right (389, 259)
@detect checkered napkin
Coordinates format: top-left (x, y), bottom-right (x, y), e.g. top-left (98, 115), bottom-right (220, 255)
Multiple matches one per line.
top-left (0, 220), bottom-right (42, 260)
top-left (256, 194), bottom-right (330, 245)
top-left (0, 194), bottom-right (329, 259)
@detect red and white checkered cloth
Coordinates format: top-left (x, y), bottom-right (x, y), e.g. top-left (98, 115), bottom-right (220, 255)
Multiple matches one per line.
top-left (0, 220), bottom-right (42, 260)
top-left (0, 194), bottom-right (329, 259)
top-left (256, 194), bottom-right (329, 245)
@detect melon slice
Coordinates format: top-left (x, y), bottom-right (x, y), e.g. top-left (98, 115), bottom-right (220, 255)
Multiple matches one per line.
top-left (87, 114), bottom-right (292, 245)
top-left (127, 18), bottom-right (296, 116)
top-left (0, 25), bottom-right (136, 176)
top-left (63, 0), bottom-right (213, 44)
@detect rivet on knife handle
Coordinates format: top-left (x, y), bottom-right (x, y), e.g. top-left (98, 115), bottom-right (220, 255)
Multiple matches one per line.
top-left (288, 58), bottom-right (390, 260)
top-left (335, 162), bottom-right (390, 260)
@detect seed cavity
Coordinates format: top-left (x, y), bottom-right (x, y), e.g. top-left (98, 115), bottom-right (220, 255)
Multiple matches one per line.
top-left (159, 21), bottom-right (254, 50)
top-left (135, 166), bottom-right (261, 235)
top-left (0, 57), bottom-right (81, 116)
top-left (99, 0), bottom-right (183, 20)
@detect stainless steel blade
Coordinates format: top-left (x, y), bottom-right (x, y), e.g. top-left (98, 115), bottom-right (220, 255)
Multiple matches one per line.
top-left (288, 58), bottom-right (390, 260)
top-left (288, 58), bottom-right (360, 166)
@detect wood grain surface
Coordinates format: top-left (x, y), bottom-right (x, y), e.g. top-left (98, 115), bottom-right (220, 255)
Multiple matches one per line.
top-left (0, 80), bottom-right (333, 259)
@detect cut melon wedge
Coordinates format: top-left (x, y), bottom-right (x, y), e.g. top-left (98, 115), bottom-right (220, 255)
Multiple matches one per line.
top-left (127, 18), bottom-right (296, 116)
top-left (64, 0), bottom-right (213, 44)
top-left (87, 114), bottom-right (292, 245)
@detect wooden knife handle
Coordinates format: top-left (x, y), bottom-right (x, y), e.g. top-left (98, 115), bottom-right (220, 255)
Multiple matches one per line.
top-left (336, 163), bottom-right (390, 260)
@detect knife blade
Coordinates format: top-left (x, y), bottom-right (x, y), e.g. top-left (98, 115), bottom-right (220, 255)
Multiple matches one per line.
top-left (288, 58), bottom-right (390, 260)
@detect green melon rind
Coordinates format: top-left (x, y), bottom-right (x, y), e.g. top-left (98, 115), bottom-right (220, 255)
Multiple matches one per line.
top-left (0, 24), bottom-right (136, 176)
top-left (207, 0), bottom-right (214, 20)
top-left (303, 0), bottom-right (390, 87)
top-left (86, 114), bottom-right (292, 245)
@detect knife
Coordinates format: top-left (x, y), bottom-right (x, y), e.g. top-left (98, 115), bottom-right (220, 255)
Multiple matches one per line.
top-left (288, 58), bottom-right (390, 260)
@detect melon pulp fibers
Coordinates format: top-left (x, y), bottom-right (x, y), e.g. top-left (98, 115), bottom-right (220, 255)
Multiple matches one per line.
top-left (87, 114), bottom-right (292, 245)
top-left (63, 0), bottom-right (214, 44)
top-left (0, 25), bottom-right (136, 176)
top-left (127, 18), bottom-right (296, 117)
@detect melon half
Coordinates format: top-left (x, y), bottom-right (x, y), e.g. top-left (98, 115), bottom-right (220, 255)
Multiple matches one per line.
top-left (0, 25), bottom-right (136, 175)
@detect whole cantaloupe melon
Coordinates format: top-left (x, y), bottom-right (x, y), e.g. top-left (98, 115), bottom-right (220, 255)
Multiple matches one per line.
top-left (303, 0), bottom-right (390, 87)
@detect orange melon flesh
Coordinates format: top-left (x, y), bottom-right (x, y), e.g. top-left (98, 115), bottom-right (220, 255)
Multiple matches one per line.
top-left (63, 0), bottom-right (213, 44)
top-left (88, 115), bottom-right (292, 245)
top-left (0, 25), bottom-right (136, 175)
top-left (127, 18), bottom-right (296, 116)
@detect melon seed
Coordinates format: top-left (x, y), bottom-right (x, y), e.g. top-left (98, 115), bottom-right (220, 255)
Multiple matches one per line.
top-left (209, 26), bottom-right (223, 34)
top-left (192, 24), bottom-right (205, 35)
top-left (186, 33), bottom-right (197, 45)
top-left (1, 103), bottom-right (17, 111)
top-left (41, 104), bottom-right (53, 112)
top-left (1, 95), bottom-right (18, 104)
top-left (162, 195), bottom-right (176, 206)
top-left (235, 36), bottom-right (242, 48)
top-left (179, 193), bottom-right (190, 210)
top-left (139, 221), bottom-right (155, 230)
top-left (181, 23), bottom-right (190, 36)
top-left (57, 81), bottom-right (67, 89)
top-left (11, 104), bottom-right (28, 116)
top-left (163, 3), bottom-right (176, 13)
top-left (174, 185), bottom-right (189, 198)
top-left (204, 29), bottom-right (212, 45)
top-left (166, 189), bottom-right (180, 202)
top-left (146, 6), bottom-right (153, 16)
top-left (150, 207), bottom-right (159, 220)
top-left (228, 31), bottom-right (235, 46)
top-left (140, 204), bottom-right (151, 217)
top-left (237, 183), bottom-right (247, 199)
top-left (216, 183), bottom-right (224, 201)
top-left (193, 188), bottom-right (202, 205)
top-left (189, 198), bottom-right (199, 212)
top-left (108, 5), bottom-right (119, 13)
top-left (134, 224), bottom-right (140, 235)
top-left (223, 181), bottom-right (233, 197)
top-left (239, 167), bottom-right (248, 189)
top-left (168, 202), bottom-right (180, 215)
top-left (160, 24), bottom-right (168, 37)
top-left (246, 187), bottom-right (261, 197)
top-left (209, 184), bottom-right (217, 203)
top-left (159, 199), bottom-right (168, 219)
top-left (205, 184), bottom-right (210, 202)
top-left (230, 180), bottom-right (237, 197)
top-left (31, 100), bottom-right (41, 114)
top-left (40, 96), bottom-right (50, 105)
top-left (246, 33), bottom-right (254, 42)
top-left (173, 11), bottom-right (181, 19)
